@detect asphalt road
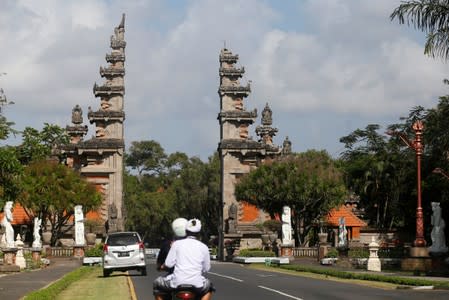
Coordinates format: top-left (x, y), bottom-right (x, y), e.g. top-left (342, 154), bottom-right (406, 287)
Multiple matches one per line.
top-left (131, 259), bottom-right (449, 300)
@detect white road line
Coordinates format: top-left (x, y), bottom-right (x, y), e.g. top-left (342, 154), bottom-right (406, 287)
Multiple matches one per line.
top-left (258, 285), bottom-right (304, 300)
top-left (208, 272), bottom-right (244, 282)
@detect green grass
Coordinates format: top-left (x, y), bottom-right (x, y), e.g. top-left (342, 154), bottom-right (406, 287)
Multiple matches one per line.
top-left (23, 267), bottom-right (95, 300)
top-left (23, 266), bottom-right (132, 300)
top-left (275, 264), bottom-right (449, 289)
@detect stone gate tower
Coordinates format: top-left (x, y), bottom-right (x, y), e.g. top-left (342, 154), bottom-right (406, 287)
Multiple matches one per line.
top-left (62, 14), bottom-right (126, 233)
top-left (218, 48), bottom-right (282, 257)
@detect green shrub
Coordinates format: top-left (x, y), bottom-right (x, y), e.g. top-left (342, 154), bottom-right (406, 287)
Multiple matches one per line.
top-left (348, 247), bottom-right (369, 258)
top-left (325, 248), bottom-right (338, 258)
top-left (239, 249), bottom-right (275, 257)
top-left (85, 244), bottom-right (103, 257)
top-left (278, 264), bottom-right (449, 288)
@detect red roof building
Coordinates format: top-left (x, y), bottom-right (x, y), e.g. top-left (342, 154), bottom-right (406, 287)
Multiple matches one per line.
top-left (326, 205), bottom-right (367, 243)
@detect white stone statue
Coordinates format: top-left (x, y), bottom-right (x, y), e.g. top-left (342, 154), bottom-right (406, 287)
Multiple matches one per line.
top-left (1, 201), bottom-right (15, 248)
top-left (281, 206), bottom-right (293, 245)
top-left (428, 202), bottom-right (448, 253)
top-left (74, 205), bottom-right (85, 245)
top-left (338, 217), bottom-right (348, 248)
top-left (32, 217), bottom-right (42, 248)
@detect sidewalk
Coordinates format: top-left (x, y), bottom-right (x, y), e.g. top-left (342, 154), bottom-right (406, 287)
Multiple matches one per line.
top-left (0, 257), bottom-right (81, 300)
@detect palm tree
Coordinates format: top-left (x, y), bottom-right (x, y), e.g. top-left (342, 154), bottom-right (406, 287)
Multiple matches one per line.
top-left (391, 1), bottom-right (449, 60)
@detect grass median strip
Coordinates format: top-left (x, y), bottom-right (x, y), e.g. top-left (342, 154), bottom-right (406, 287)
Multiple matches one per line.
top-left (249, 264), bottom-right (449, 290)
top-left (23, 266), bottom-right (132, 300)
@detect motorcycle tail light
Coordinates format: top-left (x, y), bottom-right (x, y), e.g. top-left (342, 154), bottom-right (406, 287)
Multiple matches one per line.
top-left (175, 291), bottom-right (195, 299)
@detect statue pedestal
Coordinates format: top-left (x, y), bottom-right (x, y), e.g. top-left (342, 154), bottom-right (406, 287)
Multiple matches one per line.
top-left (2, 248), bottom-right (18, 265)
top-left (280, 244), bottom-right (294, 258)
top-left (318, 243), bottom-right (330, 261)
top-left (73, 245), bottom-right (85, 258)
top-left (0, 248), bottom-right (20, 272)
top-left (31, 248), bottom-right (42, 263)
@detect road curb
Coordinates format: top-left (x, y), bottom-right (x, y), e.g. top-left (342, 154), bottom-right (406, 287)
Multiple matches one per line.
top-left (127, 272), bottom-right (138, 300)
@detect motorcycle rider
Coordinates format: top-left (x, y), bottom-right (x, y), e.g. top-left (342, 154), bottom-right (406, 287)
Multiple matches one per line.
top-left (153, 218), bottom-right (214, 300)
top-left (156, 217), bottom-right (188, 272)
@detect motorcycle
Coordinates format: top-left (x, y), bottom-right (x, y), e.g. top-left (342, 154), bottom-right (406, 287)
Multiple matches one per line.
top-left (160, 284), bottom-right (201, 300)
top-left (171, 284), bottom-right (201, 300)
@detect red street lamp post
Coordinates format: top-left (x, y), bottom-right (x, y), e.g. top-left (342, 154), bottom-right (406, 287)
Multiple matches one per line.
top-left (387, 120), bottom-right (426, 247)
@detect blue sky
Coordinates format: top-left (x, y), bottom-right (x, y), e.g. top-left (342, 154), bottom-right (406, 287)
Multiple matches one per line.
top-left (1, 0), bottom-right (448, 160)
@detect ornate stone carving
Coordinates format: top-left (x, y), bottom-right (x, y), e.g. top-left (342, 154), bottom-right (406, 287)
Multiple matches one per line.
top-left (72, 104), bottom-right (83, 124)
top-left (261, 103), bottom-right (272, 126)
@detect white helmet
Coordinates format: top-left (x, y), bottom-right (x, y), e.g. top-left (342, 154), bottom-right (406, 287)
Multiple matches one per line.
top-left (172, 218), bottom-right (188, 238)
top-left (186, 218), bottom-right (202, 233)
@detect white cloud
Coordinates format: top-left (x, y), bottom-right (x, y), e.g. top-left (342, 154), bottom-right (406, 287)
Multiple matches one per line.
top-left (1, 0), bottom-right (448, 159)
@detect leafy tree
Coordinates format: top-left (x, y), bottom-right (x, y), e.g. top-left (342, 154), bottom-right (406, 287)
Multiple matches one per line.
top-left (391, 0), bottom-right (449, 60)
top-left (17, 123), bottom-right (69, 164)
top-left (125, 140), bottom-right (167, 178)
top-left (235, 150), bottom-right (347, 246)
top-left (0, 146), bottom-right (22, 208)
top-left (339, 125), bottom-right (412, 230)
top-left (19, 159), bottom-right (102, 245)
top-left (0, 81), bottom-right (17, 140)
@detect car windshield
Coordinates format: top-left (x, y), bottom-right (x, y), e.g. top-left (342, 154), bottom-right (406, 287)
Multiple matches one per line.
top-left (107, 233), bottom-right (140, 246)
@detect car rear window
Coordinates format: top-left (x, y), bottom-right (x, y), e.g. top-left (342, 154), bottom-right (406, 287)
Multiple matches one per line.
top-left (107, 233), bottom-right (140, 246)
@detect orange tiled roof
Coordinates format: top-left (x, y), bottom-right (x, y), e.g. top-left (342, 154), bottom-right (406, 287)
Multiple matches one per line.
top-left (0, 203), bottom-right (33, 225)
top-left (1, 203), bottom-right (103, 225)
top-left (326, 205), bottom-right (367, 227)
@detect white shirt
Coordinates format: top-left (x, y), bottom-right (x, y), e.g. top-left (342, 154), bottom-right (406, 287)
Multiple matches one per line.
top-left (164, 236), bottom-right (211, 288)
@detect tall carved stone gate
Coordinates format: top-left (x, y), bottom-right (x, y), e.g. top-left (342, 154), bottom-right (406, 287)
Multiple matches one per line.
top-left (217, 48), bottom-right (291, 259)
top-left (62, 14), bottom-right (126, 233)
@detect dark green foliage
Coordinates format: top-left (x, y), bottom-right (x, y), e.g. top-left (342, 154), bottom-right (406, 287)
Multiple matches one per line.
top-left (0, 146), bottom-right (22, 208)
top-left (124, 141), bottom-right (220, 246)
top-left (348, 247), bottom-right (370, 259)
top-left (235, 150), bottom-right (346, 246)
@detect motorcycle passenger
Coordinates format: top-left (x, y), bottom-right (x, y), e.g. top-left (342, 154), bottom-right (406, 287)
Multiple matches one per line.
top-left (153, 218), bottom-right (214, 300)
top-left (156, 217), bottom-right (188, 272)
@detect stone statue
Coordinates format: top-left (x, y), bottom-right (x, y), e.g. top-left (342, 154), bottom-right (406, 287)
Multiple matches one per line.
top-left (261, 103), bottom-right (272, 126)
top-left (227, 203), bottom-right (238, 233)
top-left (281, 206), bottom-right (293, 245)
top-left (338, 217), bottom-right (348, 248)
top-left (1, 201), bottom-right (15, 248)
top-left (282, 136), bottom-right (292, 155)
top-left (108, 203), bottom-right (118, 233)
top-left (71, 104), bottom-right (83, 124)
top-left (74, 205), bottom-right (85, 245)
top-left (429, 202), bottom-right (448, 253)
top-left (32, 217), bottom-right (42, 248)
